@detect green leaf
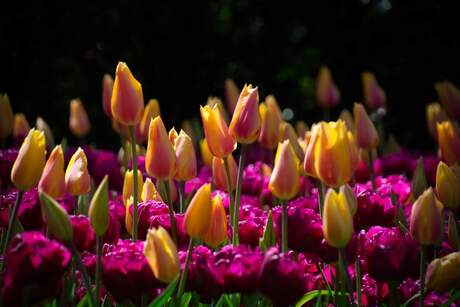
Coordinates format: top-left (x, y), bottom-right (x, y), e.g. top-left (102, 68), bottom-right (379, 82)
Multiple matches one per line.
top-left (102, 295), bottom-right (112, 307)
top-left (76, 293), bottom-right (90, 307)
top-left (295, 290), bottom-right (338, 307)
top-left (259, 210), bottom-right (275, 251)
top-left (148, 277), bottom-right (179, 307)
top-left (180, 292), bottom-right (192, 307)
top-left (401, 293), bottom-right (420, 307)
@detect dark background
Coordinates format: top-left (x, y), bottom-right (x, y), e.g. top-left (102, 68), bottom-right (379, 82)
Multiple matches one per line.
top-left (1, 0), bottom-right (459, 151)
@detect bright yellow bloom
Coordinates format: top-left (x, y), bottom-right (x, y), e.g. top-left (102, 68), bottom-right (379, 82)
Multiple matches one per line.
top-left (200, 139), bottom-right (213, 168)
top-left (229, 84), bottom-right (261, 143)
top-left (258, 102), bottom-right (281, 150)
top-left (174, 130), bottom-right (197, 181)
top-left (322, 188), bottom-right (354, 248)
top-left (65, 147), bottom-right (91, 196)
top-left (212, 155), bottom-right (237, 192)
top-left (436, 161), bottom-right (460, 209)
top-left (269, 140), bottom-right (300, 200)
top-left (146, 116), bottom-right (176, 180)
top-left (13, 113), bottom-right (30, 138)
top-left (426, 252), bottom-right (460, 292)
top-left (0, 93), bottom-right (13, 139)
top-left (362, 71), bottom-right (386, 110)
top-left (204, 194), bottom-right (228, 248)
top-left (316, 66), bottom-right (341, 109)
top-left (38, 145), bottom-right (65, 199)
top-left (437, 121), bottom-right (460, 165)
top-left (122, 169), bottom-right (143, 207)
top-left (141, 178), bottom-right (163, 202)
top-left (353, 102), bottom-right (379, 149)
top-left (102, 74), bottom-right (114, 118)
top-left (410, 188), bottom-right (443, 245)
top-left (183, 183), bottom-right (212, 239)
top-left (69, 98), bottom-right (91, 138)
top-left (200, 105), bottom-right (236, 158)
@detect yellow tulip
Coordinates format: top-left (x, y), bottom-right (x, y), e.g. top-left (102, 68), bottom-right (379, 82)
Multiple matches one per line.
top-left (353, 102), bottom-right (379, 149)
top-left (437, 121), bottom-right (460, 165)
top-left (362, 71), bottom-right (386, 110)
top-left (102, 74), bottom-right (114, 118)
top-left (13, 113), bottom-right (30, 138)
top-left (269, 140), bottom-right (300, 200)
top-left (436, 161), bottom-right (460, 209)
top-left (212, 155), bottom-right (237, 192)
top-left (38, 145), bottom-right (65, 199)
top-left (200, 105), bottom-right (236, 158)
top-left (426, 103), bottom-right (447, 139)
top-left (229, 84), bottom-right (261, 143)
top-left (199, 139), bottom-right (213, 168)
top-left (426, 252), bottom-right (460, 292)
top-left (410, 188), bottom-right (443, 245)
top-left (0, 93), bottom-right (14, 139)
top-left (69, 98), bottom-right (91, 137)
top-left (174, 130), bottom-right (197, 181)
top-left (125, 196), bottom-right (133, 235)
top-left (322, 188), bottom-right (354, 248)
top-left (141, 178), bottom-right (163, 202)
top-left (65, 147), bottom-right (91, 196)
top-left (258, 102), bottom-right (281, 150)
top-left (138, 99), bottom-right (161, 143)
top-left (183, 183), bottom-right (212, 239)
top-left (204, 194), bottom-right (228, 248)
top-left (315, 66), bottom-right (341, 109)
top-left (122, 169), bottom-right (144, 207)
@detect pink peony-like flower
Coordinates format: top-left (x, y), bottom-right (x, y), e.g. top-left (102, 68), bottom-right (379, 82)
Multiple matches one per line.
top-left (92, 150), bottom-right (123, 192)
top-left (0, 149), bottom-right (17, 188)
top-left (354, 190), bottom-right (396, 230)
top-left (70, 215), bottom-right (96, 252)
top-left (242, 162), bottom-right (266, 196)
top-left (1, 231), bottom-right (71, 306)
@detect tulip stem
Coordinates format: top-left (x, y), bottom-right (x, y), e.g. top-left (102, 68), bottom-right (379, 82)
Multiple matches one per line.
top-left (120, 135), bottom-right (128, 173)
top-left (223, 156), bottom-right (235, 225)
top-left (177, 238), bottom-right (194, 300)
top-left (389, 280), bottom-right (399, 307)
top-left (179, 181), bottom-right (185, 213)
top-left (232, 144), bottom-right (247, 246)
top-left (129, 126), bottom-right (139, 242)
top-left (163, 180), bottom-right (178, 246)
top-left (367, 150), bottom-right (376, 191)
top-left (1, 190), bottom-right (23, 255)
top-left (69, 242), bottom-right (96, 307)
top-left (355, 259), bottom-right (362, 307)
top-left (451, 210), bottom-right (460, 251)
top-left (338, 248), bottom-right (356, 307)
top-left (281, 201), bottom-right (288, 252)
top-left (95, 235), bottom-right (102, 307)
top-left (419, 244), bottom-right (426, 307)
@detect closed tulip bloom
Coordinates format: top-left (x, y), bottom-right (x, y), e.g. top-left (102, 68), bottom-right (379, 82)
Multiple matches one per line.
top-left (265, 95), bottom-right (283, 122)
top-left (437, 121), bottom-right (460, 165)
top-left (315, 66), bottom-right (341, 109)
top-left (435, 81), bottom-right (460, 120)
top-left (123, 169), bottom-right (144, 207)
top-left (138, 99), bottom-right (161, 143)
top-left (65, 147), bottom-right (91, 196)
top-left (102, 74), bottom-right (114, 118)
top-left (69, 98), bottom-right (90, 138)
top-left (125, 196), bottom-right (133, 235)
top-left (89, 175), bottom-right (109, 236)
top-left (258, 102), bottom-right (281, 150)
top-left (183, 183), bottom-right (212, 239)
top-left (295, 121), bottom-right (308, 138)
top-left (410, 188), bottom-right (443, 245)
top-left (353, 102), bottom-right (379, 149)
top-left (36, 117), bottom-right (55, 147)
top-left (426, 103), bottom-right (447, 139)
top-left (269, 140), bottom-right (300, 200)
top-left (199, 139), bottom-right (213, 168)
top-left (279, 121), bottom-right (304, 161)
top-left (38, 145), bottom-right (65, 199)
top-left (224, 78), bottom-right (240, 114)
top-left (200, 105), bottom-right (236, 158)
top-left (144, 226), bottom-right (180, 283)
top-left (212, 155), bottom-right (237, 191)
top-left (13, 113), bottom-right (30, 138)
top-left (204, 194), bottom-right (228, 248)
top-left (39, 192), bottom-right (73, 242)
top-left (303, 123), bottom-right (320, 178)
top-left (111, 62), bottom-right (145, 125)
top-left (207, 97), bottom-right (230, 124)
top-left (322, 188), bottom-right (353, 248)
top-left (0, 93), bottom-right (14, 139)
top-left (141, 178), bottom-right (163, 202)
top-left (146, 116), bottom-right (176, 180)
top-left (11, 129), bottom-right (46, 191)
top-left (339, 109), bottom-right (355, 132)
top-left (168, 127), bottom-right (178, 145)
top-left (426, 252), bottom-right (460, 292)
top-left (436, 161), bottom-right (460, 209)
top-left (174, 130), bottom-right (197, 181)
top-left (340, 184), bottom-right (357, 216)
top-left (362, 71), bottom-right (386, 110)
top-left (229, 84), bottom-right (261, 143)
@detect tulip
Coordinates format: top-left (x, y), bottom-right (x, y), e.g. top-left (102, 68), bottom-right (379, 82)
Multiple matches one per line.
top-left (322, 188), bottom-right (353, 248)
top-left (448, 213), bottom-right (460, 250)
top-left (204, 194), bottom-right (228, 248)
top-left (224, 78), bottom-right (240, 114)
top-left (141, 178), bottom-right (163, 202)
top-left (125, 196), bottom-right (133, 235)
top-left (362, 71), bottom-right (386, 110)
top-left (340, 184), bottom-right (357, 216)
top-left (138, 99), bottom-right (161, 143)
top-left (39, 192), bottom-right (72, 242)
top-left (0, 93), bottom-right (14, 139)
top-left (69, 98), bottom-right (91, 138)
top-left (89, 175), bottom-right (109, 236)
top-left (435, 80), bottom-right (460, 120)
top-left (410, 188), bottom-right (443, 245)
top-left (258, 102), bottom-right (281, 150)
top-left (65, 147), bottom-right (91, 196)
top-left (122, 169), bottom-right (143, 207)
top-left (451, 163), bottom-right (460, 180)
top-left (181, 120), bottom-right (195, 145)
top-left (269, 140), bottom-right (300, 200)
top-left (426, 252), bottom-right (460, 292)
top-left (13, 113), bottom-right (30, 138)
top-left (11, 129), bottom-right (46, 191)
top-left (353, 102), bottom-right (379, 149)
top-left (265, 95), bottom-right (283, 122)
top-left (102, 74), bottom-right (114, 118)
top-left (339, 109), bottom-right (355, 132)
top-left (200, 105), bottom-right (236, 158)
top-left (437, 121), bottom-right (460, 165)
top-left (436, 161), bottom-right (460, 209)
top-left (173, 130), bottom-right (197, 181)
top-left (279, 121), bottom-right (304, 161)
top-left (212, 155), bottom-right (237, 192)
top-left (207, 96), bottom-right (230, 124)
top-left (38, 145), bottom-right (66, 199)
top-left (144, 226), bottom-right (180, 283)
top-left (111, 62), bottom-right (144, 126)
top-left (229, 84), bottom-right (261, 143)
top-left (183, 183), bottom-right (212, 239)
top-left (36, 117), bottom-right (55, 147)
top-left (315, 66), bottom-right (340, 109)
top-left (295, 121), bottom-right (308, 138)
top-left (145, 116), bottom-right (176, 180)
top-left (168, 127), bottom-right (178, 145)
top-left (199, 139), bottom-right (213, 168)
top-left (426, 102), bottom-right (447, 139)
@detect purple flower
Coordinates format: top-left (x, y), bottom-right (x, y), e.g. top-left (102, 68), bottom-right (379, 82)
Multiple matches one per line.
top-left (92, 150), bottom-right (123, 192)
top-left (185, 166), bottom-right (211, 195)
top-left (0, 149), bottom-right (17, 189)
top-left (359, 273), bottom-right (389, 306)
top-left (1, 231), bottom-right (71, 306)
top-left (102, 209), bottom-right (121, 244)
top-left (354, 190), bottom-right (396, 229)
top-left (70, 215), bottom-right (96, 252)
top-left (242, 162), bottom-right (266, 196)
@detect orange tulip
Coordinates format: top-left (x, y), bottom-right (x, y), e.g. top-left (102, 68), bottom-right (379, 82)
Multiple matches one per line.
top-left (69, 98), bottom-right (91, 138)
top-left (168, 127), bottom-right (178, 145)
top-left (279, 121), bottom-right (304, 161)
top-left (0, 93), bottom-right (13, 139)
top-left (437, 121), bottom-right (460, 165)
top-left (123, 169), bottom-right (144, 207)
top-left (316, 66), bottom-right (340, 109)
top-left (258, 102), bottom-right (281, 150)
top-left (229, 84), bottom-right (261, 143)
top-left (65, 147), bottom-right (91, 196)
top-left (199, 139), bottom-right (213, 168)
top-left (13, 113), bottom-right (30, 138)
top-left (146, 116), bottom-right (176, 180)
top-left (212, 155), bottom-right (237, 192)
top-left (183, 183), bottom-right (212, 239)
top-left (410, 188), bottom-right (443, 245)
top-left (102, 74), bottom-right (114, 118)
top-left (204, 194), bottom-right (228, 248)
top-left (200, 105), bottom-right (236, 158)
top-left (174, 130), bottom-right (197, 181)
top-left (362, 71), bottom-right (386, 110)
top-left (38, 145), bottom-right (66, 199)
top-left (269, 140), bottom-right (300, 200)
top-left (139, 99), bottom-right (161, 143)
top-left (353, 102), bottom-right (379, 149)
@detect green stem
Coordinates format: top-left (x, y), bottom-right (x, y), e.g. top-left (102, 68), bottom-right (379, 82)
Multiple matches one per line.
top-left (368, 149), bottom-right (376, 191)
top-left (452, 210), bottom-right (460, 251)
top-left (177, 238), bottom-right (194, 299)
top-left (223, 156), bottom-right (235, 225)
top-left (95, 236), bottom-right (102, 307)
top-left (120, 135), bottom-right (128, 173)
top-left (389, 280), bottom-right (399, 307)
top-left (69, 242), bottom-right (95, 307)
top-left (232, 144), bottom-right (247, 246)
top-left (355, 260), bottom-right (362, 307)
top-left (338, 248), bottom-right (356, 307)
top-left (179, 181), bottom-right (185, 213)
top-left (281, 201), bottom-right (288, 252)
top-left (1, 190), bottom-right (24, 254)
top-left (419, 245), bottom-right (426, 307)
top-left (129, 126), bottom-right (139, 242)
top-left (163, 180), bottom-right (178, 246)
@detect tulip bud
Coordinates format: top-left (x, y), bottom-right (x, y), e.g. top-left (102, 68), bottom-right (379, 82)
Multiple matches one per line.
top-left (340, 184), bottom-right (357, 216)
top-left (323, 188), bottom-right (353, 248)
top-left (69, 98), bottom-right (91, 138)
top-left (36, 117), bottom-right (55, 147)
top-left (199, 139), bottom-right (213, 168)
top-left (265, 95), bottom-right (283, 122)
top-left (362, 71), bottom-right (386, 110)
top-left (435, 81), bottom-right (460, 120)
top-left (146, 116), bottom-right (176, 180)
top-left (229, 84), bottom-right (261, 143)
top-left (295, 121), bottom-right (308, 138)
top-left (436, 161), bottom-right (460, 209)
top-left (168, 127), bottom-right (178, 145)
top-left (437, 121), bottom-right (460, 165)
top-left (410, 188), bottom-right (443, 245)
top-left (426, 103), bottom-right (447, 139)
top-left (315, 66), bottom-right (341, 109)
top-left (89, 175), bottom-right (109, 236)
top-left (0, 93), bottom-right (14, 139)
top-left (412, 157), bottom-right (428, 200)
top-left (279, 121), bottom-right (304, 161)
top-left (123, 169), bottom-right (143, 207)
top-left (144, 226), bottom-right (180, 283)
top-left (65, 147), bottom-right (91, 196)
top-left (111, 62), bottom-right (145, 125)
top-left (183, 183), bottom-right (212, 239)
top-left (353, 103), bottom-right (379, 149)
top-left (200, 105), bottom-right (236, 158)
top-left (11, 129), bottom-right (46, 191)
top-left (269, 140), bottom-right (300, 200)
top-left (212, 155), bottom-right (237, 192)
top-left (13, 113), bottom-right (30, 138)
top-left (174, 130), bottom-right (197, 181)
top-left (426, 252), bottom-right (460, 292)
top-left (207, 97), bottom-right (229, 123)
top-left (339, 109), bottom-right (355, 132)
top-left (102, 74), bottom-right (114, 118)
top-left (224, 78), bottom-right (240, 114)
top-left (138, 99), bottom-right (161, 143)
top-left (141, 178), bottom-right (163, 202)
top-left (38, 145), bottom-right (65, 199)
top-left (39, 192), bottom-right (72, 242)
top-left (125, 196), bottom-right (133, 235)
top-left (204, 194), bottom-right (228, 248)
top-left (181, 120), bottom-right (196, 145)
top-left (258, 102), bottom-right (281, 150)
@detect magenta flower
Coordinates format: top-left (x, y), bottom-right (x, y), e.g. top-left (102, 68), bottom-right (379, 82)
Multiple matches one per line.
top-left (0, 149), bottom-right (17, 189)
top-left (70, 215), bottom-right (96, 252)
top-left (91, 149), bottom-right (123, 192)
top-left (353, 190), bottom-right (396, 229)
top-left (242, 162), bottom-right (266, 196)
top-left (185, 166), bottom-right (211, 195)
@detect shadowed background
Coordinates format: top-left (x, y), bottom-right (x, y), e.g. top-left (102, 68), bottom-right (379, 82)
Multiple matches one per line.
top-left (0, 0), bottom-right (459, 151)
